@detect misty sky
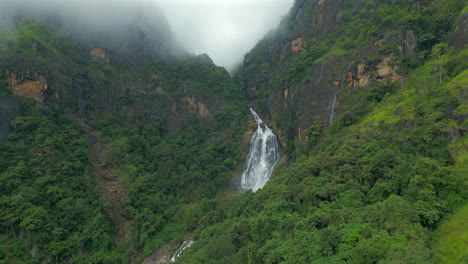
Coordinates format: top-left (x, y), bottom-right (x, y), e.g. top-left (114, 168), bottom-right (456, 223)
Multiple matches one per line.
top-left (156, 0), bottom-right (294, 70)
top-left (0, 0), bottom-right (294, 70)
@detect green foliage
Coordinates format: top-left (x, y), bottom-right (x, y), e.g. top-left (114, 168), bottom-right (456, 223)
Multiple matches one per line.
top-left (0, 20), bottom-right (248, 261)
top-left (0, 101), bottom-right (122, 263)
top-left (0, 70), bottom-right (11, 96)
top-left (337, 81), bottom-right (399, 127)
top-left (93, 112), bottom-right (243, 256)
top-left (177, 45), bottom-right (467, 264)
top-left (0, 29), bottom-right (17, 52)
top-left (241, 0), bottom-right (466, 110)
top-left (143, 57), bottom-right (240, 100)
top-left (0, 1), bottom-right (466, 263)
top-left (432, 202), bottom-right (468, 264)
top-left (334, 0), bottom-right (465, 56)
top-left (3, 23), bottom-right (84, 64)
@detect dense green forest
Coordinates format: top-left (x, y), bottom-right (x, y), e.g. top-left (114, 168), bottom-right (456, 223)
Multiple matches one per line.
top-left (0, 0), bottom-right (467, 263)
top-left (0, 102), bottom-right (123, 263)
top-left (179, 49), bottom-right (468, 264)
top-left (0, 100), bottom-right (247, 263)
top-left (0, 18), bottom-right (248, 264)
top-left (177, 0), bottom-right (468, 263)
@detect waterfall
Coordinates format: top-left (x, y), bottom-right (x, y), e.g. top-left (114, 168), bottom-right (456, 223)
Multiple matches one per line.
top-left (329, 92), bottom-right (337, 124)
top-left (241, 108), bottom-right (280, 192)
top-left (170, 240), bottom-right (195, 262)
top-left (316, 61), bottom-right (325, 85)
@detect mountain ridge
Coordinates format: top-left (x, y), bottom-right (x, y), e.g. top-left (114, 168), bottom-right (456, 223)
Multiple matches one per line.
top-left (0, 0), bottom-right (466, 263)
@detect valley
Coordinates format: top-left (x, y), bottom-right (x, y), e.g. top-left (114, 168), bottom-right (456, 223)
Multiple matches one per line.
top-left (0, 0), bottom-right (467, 263)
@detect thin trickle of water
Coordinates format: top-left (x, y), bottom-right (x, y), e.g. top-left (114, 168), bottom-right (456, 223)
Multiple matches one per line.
top-left (241, 108), bottom-right (280, 192)
top-left (329, 92), bottom-right (337, 125)
top-left (316, 61), bottom-right (325, 85)
top-left (170, 240), bottom-right (195, 262)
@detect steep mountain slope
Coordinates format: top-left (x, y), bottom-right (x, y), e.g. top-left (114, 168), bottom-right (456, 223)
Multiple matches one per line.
top-left (0, 0), bottom-right (466, 264)
top-left (0, 8), bottom-right (248, 264)
top-left (180, 49), bottom-right (467, 264)
top-left (238, 0), bottom-right (465, 147)
top-left (177, 0), bottom-right (468, 263)
top-left (0, 19), bottom-right (240, 132)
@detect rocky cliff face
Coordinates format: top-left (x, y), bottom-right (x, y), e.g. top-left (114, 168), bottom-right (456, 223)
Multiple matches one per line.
top-left (0, 14), bottom-right (245, 264)
top-left (6, 69), bottom-right (48, 101)
top-left (238, 0), bottom-right (456, 146)
top-left (451, 12), bottom-right (468, 49)
top-left (2, 0), bottom-right (464, 145)
top-left (0, 26), bottom-right (234, 135)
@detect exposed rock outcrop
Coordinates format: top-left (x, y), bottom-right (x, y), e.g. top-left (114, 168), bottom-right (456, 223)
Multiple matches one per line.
top-left (183, 95), bottom-right (212, 119)
top-left (292, 37), bottom-right (306, 53)
top-left (90, 48), bottom-right (110, 63)
top-left (1, 44), bottom-right (226, 136)
top-left (6, 70), bottom-right (48, 101)
top-left (239, 0), bottom-right (422, 143)
top-left (355, 54), bottom-right (400, 88)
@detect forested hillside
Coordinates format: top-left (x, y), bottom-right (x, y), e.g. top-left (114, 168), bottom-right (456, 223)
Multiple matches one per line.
top-left (0, 11), bottom-right (248, 264)
top-left (0, 0), bottom-right (467, 264)
top-left (238, 0), bottom-right (466, 147)
top-left (178, 0), bottom-right (468, 263)
top-left (180, 48), bottom-right (468, 263)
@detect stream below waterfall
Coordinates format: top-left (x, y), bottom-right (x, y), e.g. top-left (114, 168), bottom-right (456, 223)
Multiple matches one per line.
top-left (170, 240), bottom-right (195, 262)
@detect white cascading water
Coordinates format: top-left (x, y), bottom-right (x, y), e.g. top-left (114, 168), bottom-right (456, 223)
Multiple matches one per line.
top-left (329, 91), bottom-right (337, 124)
top-left (170, 240), bottom-right (195, 262)
top-left (241, 108), bottom-right (280, 192)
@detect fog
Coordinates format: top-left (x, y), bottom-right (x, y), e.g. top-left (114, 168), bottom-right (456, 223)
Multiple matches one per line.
top-left (0, 0), bottom-right (294, 69)
top-left (157, 0), bottom-right (294, 70)
top-left (0, 0), bottom-right (179, 57)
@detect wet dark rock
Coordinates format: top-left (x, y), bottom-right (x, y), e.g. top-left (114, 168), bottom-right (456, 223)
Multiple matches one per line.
top-left (451, 12), bottom-right (468, 50)
top-left (0, 96), bottom-right (20, 142)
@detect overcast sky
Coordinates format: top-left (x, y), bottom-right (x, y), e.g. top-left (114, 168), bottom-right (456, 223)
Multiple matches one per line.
top-left (0, 0), bottom-right (294, 70)
top-left (155, 0), bottom-right (294, 70)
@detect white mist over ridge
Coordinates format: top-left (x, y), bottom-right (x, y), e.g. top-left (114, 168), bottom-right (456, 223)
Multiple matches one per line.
top-left (156, 0), bottom-right (295, 71)
top-left (0, 0), bottom-right (182, 58)
top-left (241, 108), bottom-right (280, 192)
top-left (0, 0), bottom-right (170, 35)
top-left (0, 0), bottom-right (295, 70)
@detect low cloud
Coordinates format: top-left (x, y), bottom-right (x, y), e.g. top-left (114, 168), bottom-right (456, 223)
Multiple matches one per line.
top-left (0, 0), bottom-right (179, 57)
top-left (157, 0), bottom-right (294, 70)
top-left (0, 0), bottom-right (294, 69)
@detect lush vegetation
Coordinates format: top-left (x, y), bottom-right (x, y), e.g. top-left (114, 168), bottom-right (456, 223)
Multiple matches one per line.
top-left (239, 0), bottom-right (465, 107)
top-left (0, 0), bottom-right (466, 263)
top-left (0, 88), bottom-right (246, 264)
top-left (0, 18), bottom-right (248, 264)
top-left (0, 102), bottom-right (123, 263)
top-left (432, 202), bottom-right (468, 264)
top-left (175, 0), bottom-right (468, 263)
top-left (93, 112), bottom-right (245, 258)
top-left (178, 44), bottom-right (468, 264)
